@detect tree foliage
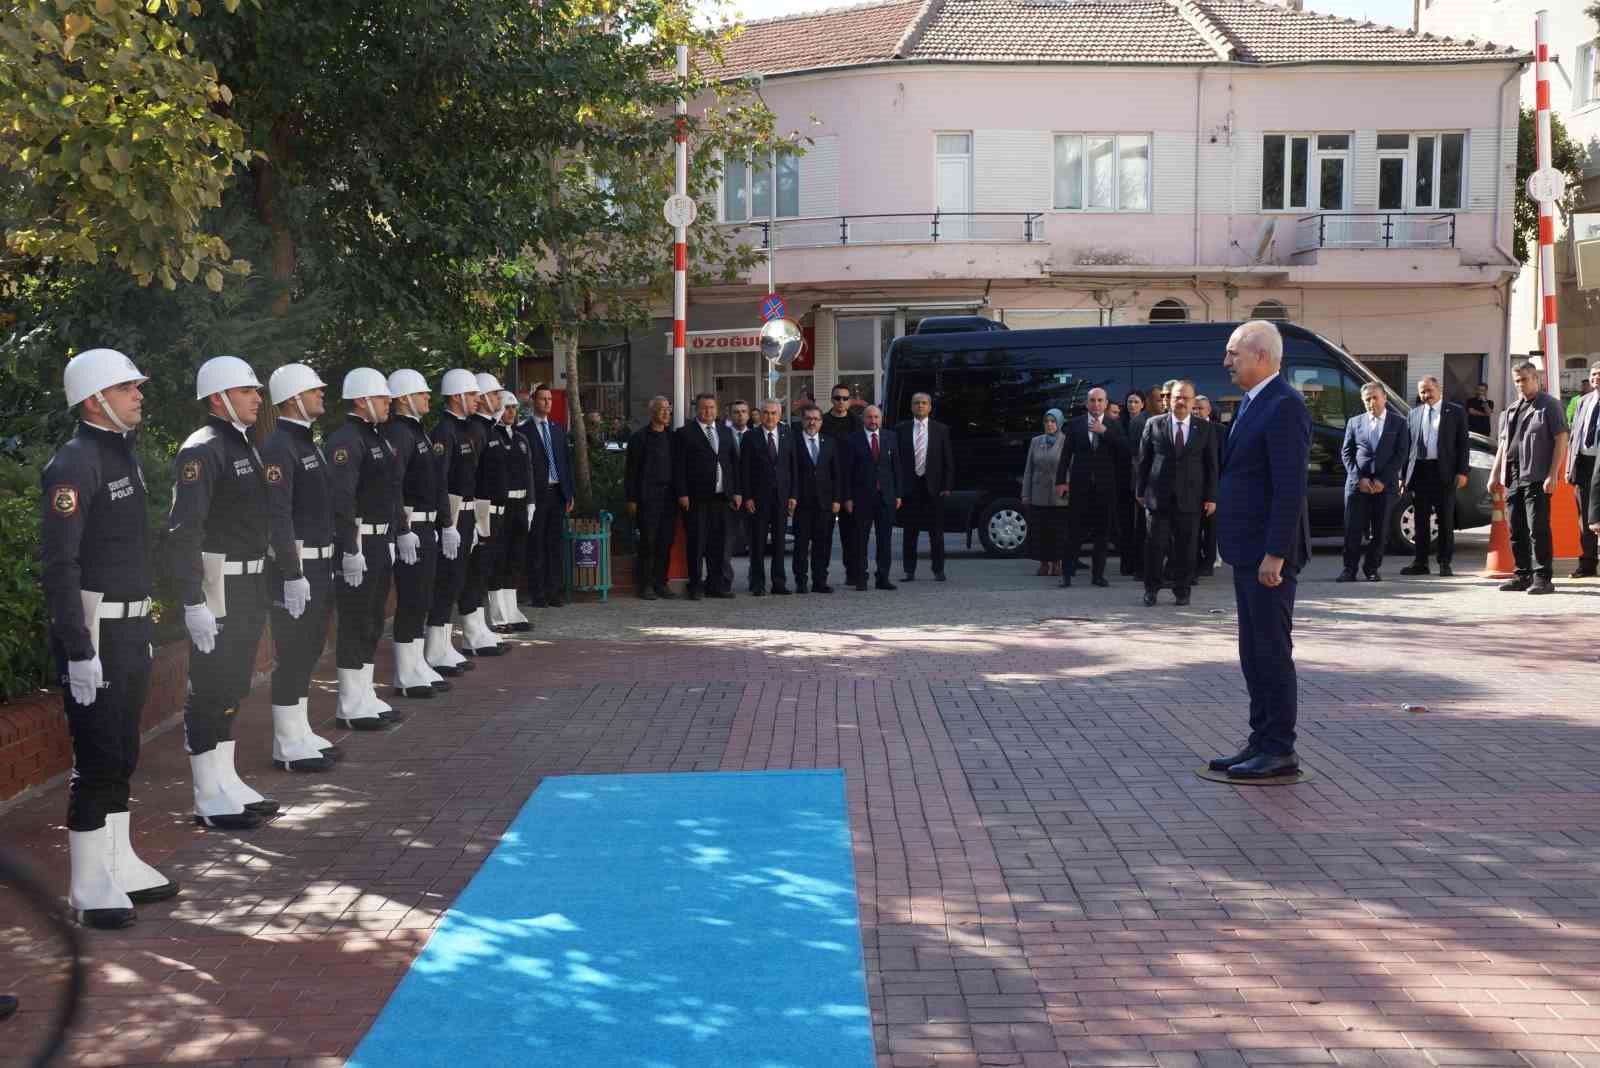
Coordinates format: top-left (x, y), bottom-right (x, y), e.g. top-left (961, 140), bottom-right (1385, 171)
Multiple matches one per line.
top-left (1514, 105), bottom-right (1585, 263)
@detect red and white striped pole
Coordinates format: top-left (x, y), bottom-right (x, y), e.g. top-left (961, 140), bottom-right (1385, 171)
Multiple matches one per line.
top-left (673, 43), bottom-right (689, 429)
top-left (1534, 9), bottom-right (1561, 394)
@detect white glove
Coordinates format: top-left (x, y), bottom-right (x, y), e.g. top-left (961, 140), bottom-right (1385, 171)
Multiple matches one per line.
top-left (526, 505), bottom-right (535, 531)
top-left (68, 656), bottom-right (103, 706)
top-left (283, 576), bottom-right (311, 620)
top-left (185, 603), bottom-right (218, 654)
top-left (465, 524), bottom-right (477, 553)
top-left (341, 551), bottom-right (367, 587)
top-left (397, 530), bottom-right (420, 565)
top-left (388, 541), bottom-right (395, 564)
top-left (440, 525), bottom-right (461, 559)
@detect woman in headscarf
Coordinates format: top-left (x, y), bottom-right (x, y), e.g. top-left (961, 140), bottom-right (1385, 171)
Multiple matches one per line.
top-left (1020, 407), bottom-right (1071, 576)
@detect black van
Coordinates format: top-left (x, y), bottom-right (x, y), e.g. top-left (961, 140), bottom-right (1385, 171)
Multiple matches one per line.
top-left (881, 321), bottom-right (1496, 556)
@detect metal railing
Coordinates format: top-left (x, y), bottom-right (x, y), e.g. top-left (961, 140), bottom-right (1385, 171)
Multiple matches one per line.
top-left (1293, 212), bottom-right (1456, 252)
top-left (740, 212), bottom-right (1047, 249)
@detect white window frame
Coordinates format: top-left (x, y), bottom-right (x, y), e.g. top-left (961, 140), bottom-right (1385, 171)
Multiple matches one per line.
top-left (1577, 41), bottom-right (1600, 109)
top-left (1261, 132), bottom-right (1351, 213)
top-left (1376, 132), bottom-right (1467, 212)
top-left (720, 150), bottom-right (801, 223)
top-left (1052, 132), bottom-right (1151, 213)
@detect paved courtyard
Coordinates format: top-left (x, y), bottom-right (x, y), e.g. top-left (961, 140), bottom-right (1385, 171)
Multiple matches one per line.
top-left (4, 532), bottom-right (1600, 1068)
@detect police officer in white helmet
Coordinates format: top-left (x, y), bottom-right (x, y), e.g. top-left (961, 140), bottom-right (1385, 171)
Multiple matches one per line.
top-left (487, 389), bottom-right (535, 633)
top-left (162, 356), bottom-right (280, 831)
top-left (381, 369), bottom-right (452, 698)
top-left (424, 369), bottom-right (480, 673)
top-left (456, 373), bottom-right (509, 656)
top-left (42, 348), bottom-right (179, 928)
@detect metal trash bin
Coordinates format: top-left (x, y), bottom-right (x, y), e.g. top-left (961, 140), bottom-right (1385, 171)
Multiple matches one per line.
top-left (563, 511), bottom-right (613, 602)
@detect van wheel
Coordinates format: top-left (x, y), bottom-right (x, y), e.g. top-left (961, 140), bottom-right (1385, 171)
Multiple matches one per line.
top-left (977, 499), bottom-right (1027, 557)
top-left (1389, 492), bottom-right (1436, 554)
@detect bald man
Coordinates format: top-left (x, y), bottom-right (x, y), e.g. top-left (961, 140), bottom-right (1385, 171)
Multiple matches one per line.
top-left (1053, 388), bottom-right (1126, 587)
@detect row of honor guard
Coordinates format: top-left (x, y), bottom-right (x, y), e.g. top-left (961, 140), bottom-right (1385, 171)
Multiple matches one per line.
top-left (41, 349), bottom-right (538, 930)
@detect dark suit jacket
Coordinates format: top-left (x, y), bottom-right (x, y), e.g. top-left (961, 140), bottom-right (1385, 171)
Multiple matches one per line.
top-left (894, 418), bottom-right (955, 493)
top-left (518, 417), bottom-right (575, 503)
top-left (741, 424), bottom-right (797, 506)
top-left (1054, 414), bottom-right (1126, 498)
top-left (1403, 401), bottom-right (1469, 487)
top-left (673, 420), bottom-right (740, 501)
top-left (847, 427), bottom-right (900, 510)
top-left (795, 433), bottom-right (843, 509)
top-left (1341, 409), bottom-right (1408, 495)
top-left (1565, 392), bottom-right (1599, 482)
top-left (1218, 375), bottom-right (1312, 569)
top-left (1137, 415), bottom-right (1218, 514)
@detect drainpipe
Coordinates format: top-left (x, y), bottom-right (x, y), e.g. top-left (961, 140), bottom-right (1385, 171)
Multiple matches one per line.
top-left (1193, 67), bottom-right (1204, 268)
top-left (1188, 277), bottom-right (1213, 322)
top-left (1492, 61), bottom-right (1524, 395)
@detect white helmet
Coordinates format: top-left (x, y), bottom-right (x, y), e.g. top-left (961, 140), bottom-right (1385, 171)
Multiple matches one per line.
top-left (440, 368), bottom-right (480, 398)
top-left (475, 372), bottom-right (503, 395)
top-left (341, 367), bottom-right (389, 401)
top-left (387, 369), bottom-right (429, 398)
top-left (64, 348), bottom-right (147, 409)
top-left (195, 355), bottom-right (262, 400)
top-left (268, 363), bottom-right (327, 406)
top-left (499, 390), bottom-right (519, 409)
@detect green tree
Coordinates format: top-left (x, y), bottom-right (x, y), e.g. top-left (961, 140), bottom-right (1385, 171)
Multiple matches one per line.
top-left (1515, 105), bottom-right (1585, 262)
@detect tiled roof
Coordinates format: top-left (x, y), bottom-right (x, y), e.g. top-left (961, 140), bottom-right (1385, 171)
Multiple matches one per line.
top-left (701, 0), bottom-right (1525, 80)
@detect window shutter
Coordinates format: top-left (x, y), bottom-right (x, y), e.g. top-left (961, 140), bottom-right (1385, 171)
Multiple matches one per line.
top-left (813, 310), bottom-right (837, 386)
top-left (1352, 130), bottom-right (1378, 210)
top-left (1152, 131), bottom-right (1196, 214)
top-left (973, 130), bottom-right (1051, 212)
top-left (1466, 127), bottom-right (1510, 212)
top-left (1234, 132), bottom-right (1263, 214)
top-left (797, 135), bottom-right (840, 217)
top-left (1198, 140), bottom-right (1232, 214)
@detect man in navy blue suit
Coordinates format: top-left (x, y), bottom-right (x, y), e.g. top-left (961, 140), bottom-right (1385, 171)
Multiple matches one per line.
top-left (1212, 321), bottom-right (1311, 779)
top-left (518, 384), bottom-right (575, 608)
top-left (844, 405), bottom-right (901, 591)
top-left (1338, 382), bottom-right (1408, 583)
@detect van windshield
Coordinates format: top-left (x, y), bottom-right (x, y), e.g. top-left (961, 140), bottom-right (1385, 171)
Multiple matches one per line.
top-left (1310, 331), bottom-right (1411, 413)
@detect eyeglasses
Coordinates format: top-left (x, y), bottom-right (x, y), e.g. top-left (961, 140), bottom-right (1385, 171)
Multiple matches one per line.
top-left (831, 394), bottom-right (849, 402)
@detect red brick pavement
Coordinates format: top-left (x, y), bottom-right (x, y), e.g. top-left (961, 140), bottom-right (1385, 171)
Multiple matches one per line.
top-left (1, 599), bottom-right (1600, 1068)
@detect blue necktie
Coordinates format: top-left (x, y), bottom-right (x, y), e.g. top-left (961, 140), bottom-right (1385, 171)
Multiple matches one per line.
top-left (540, 420), bottom-right (557, 482)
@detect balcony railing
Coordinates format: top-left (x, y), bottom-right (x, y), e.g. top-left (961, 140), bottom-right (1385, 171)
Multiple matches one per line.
top-left (739, 212), bottom-right (1047, 249)
top-left (1293, 212), bottom-right (1456, 253)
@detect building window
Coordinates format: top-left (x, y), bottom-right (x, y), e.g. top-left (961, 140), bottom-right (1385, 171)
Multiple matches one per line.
top-left (836, 315), bottom-right (895, 405)
top-left (722, 151), bottom-right (801, 222)
top-left (1251, 299), bottom-right (1289, 322)
top-left (1148, 298), bottom-right (1188, 323)
top-left (1262, 133), bottom-right (1350, 212)
top-left (1579, 42), bottom-right (1600, 107)
top-left (1054, 133), bottom-right (1150, 212)
top-left (1376, 133), bottom-right (1465, 211)
top-left (577, 343), bottom-right (626, 422)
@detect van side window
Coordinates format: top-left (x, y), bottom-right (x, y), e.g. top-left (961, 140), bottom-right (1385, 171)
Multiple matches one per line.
top-left (1286, 364), bottom-right (1366, 429)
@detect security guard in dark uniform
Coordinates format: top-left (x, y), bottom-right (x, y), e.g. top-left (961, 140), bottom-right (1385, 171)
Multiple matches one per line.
top-left (43, 348), bottom-right (178, 928)
top-left (262, 362), bottom-right (341, 772)
top-left (424, 369), bottom-right (478, 675)
top-left (327, 367), bottom-right (405, 729)
top-left (382, 368), bottom-right (452, 697)
top-left (456, 372), bottom-right (508, 656)
top-left (164, 355), bottom-right (278, 831)
top-left (488, 390), bottom-right (534, 633)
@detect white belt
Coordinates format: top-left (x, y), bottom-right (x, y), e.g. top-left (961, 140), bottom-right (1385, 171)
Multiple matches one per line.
top-left (300, 544), bottom-right (335, 560)
top-left (98, 598), bottom-right (151, 620)
top-left (222, 558), bottom-right (265, 575)
top-left (491, 505), bottom-right (506, 515)
top-left (507, 490), bottom-right (528, 499)
top-left (359, 522), bottom-right (390, 535)
top-left (406, 508), bottom-right (438, 522)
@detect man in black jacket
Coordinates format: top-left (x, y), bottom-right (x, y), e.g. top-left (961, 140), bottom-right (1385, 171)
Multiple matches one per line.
top-left (1400, 375), bottom-right (1471, 577)
top-left (1054, 388), bottom-right (1126, 588)
top-left (741, 398), bottom-right (797, 595)
top-left (846, 405), bottom-right (901, 590)
top-left (792, 404), bottom-right (843, 593)
top-left (896, 392), bottom-right (955, 581)
top-left (1137, 380), bottom-right (1218, 606)
top-left (625, 396), bottom-right (678, 600)
top-left (674, 392), bottom-right (742, 599)
top-left (822, 386), bottom-right (863, 582)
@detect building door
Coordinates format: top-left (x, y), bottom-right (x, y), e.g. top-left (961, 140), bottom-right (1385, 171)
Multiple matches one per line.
top-left (936, 134), bottom-right (972, 240)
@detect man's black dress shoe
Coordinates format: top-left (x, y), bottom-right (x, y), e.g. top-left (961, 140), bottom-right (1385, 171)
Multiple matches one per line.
top-left (244, 797), bottom-right (279, 816)
top-left (1436, 564), bottom-right (1453, 577)
top-left (1060, 574), bottom-right (1072, 587)
top-left (336, 716), bottom-right (395, 732)
top-left (1197, 566), bottom-right (1215, 577)
top-left (80, 906), bottom-right (137, 930)
top-left (1336, 569), bottom-right (1357, 583)
top-left (1091, 576), bottom-right (1109, 588)
top-left (707, 589), bottom-right (734, 599)
top-left (795, 581), bottom-right (809, 593)
top-left (1528, 578), bottom-right (1555, 595)
top-left (430, 679), bottom-right (452, 693)
top-left (750, 588), bottom-right (766, 597)
top-left (396, 685), bottom-right (434, 699)
top-left (934, 572), bottom-right (947, 582)
top-left (546, 596), bottom-right (564, 608)
top-left (1142, 591), bottom-right (1157, 607)
top-left (273, 753), bottom-right (336, 773)
top-left (1399, 563), bottom-right (1429, 576)
top-left (1365, 571), bottom-right (1381, 582)
top-left (127, 876), bottom-right (181, 905)
top-left (193, 809), bottom-right (263, 830)
top-left (432, 662), bottom-right (464, 677)
top-left (1174, 590), bottom-right (1190, 606)
top-left (1208, 746), bottom-right (1259, 772)
top-left (876, 578), bottom-right (897, 591)
top-left (1499, 576), bottom-right (1532, 591)
top-left (902, 573), bottom-right (915, 582)
top-left (1227, 752), bottom-right (1299, 779)
top-left (0, 994), bottom-right (17, 1020)
top-left (639, 587), bottom-right (658, 601)
top-left (656, 586), bottom-right (678, 599)
top-left (854, 581), bottom-right (868, 591)
top-left (1570, 565), bottom-right (1597, 579)
top-left (772, 585), bottom-right (791, 595)
top-left (814, 583), bottom-right (833, 593)
top-left (468, 644), bottom-right (506, 657)
top-left (686, 587), bottom-right (703, 601)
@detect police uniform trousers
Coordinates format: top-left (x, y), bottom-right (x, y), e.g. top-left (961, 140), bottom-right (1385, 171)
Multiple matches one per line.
top-left (429, 509), bottom-right (475, 629)
top-left (336, 531), bottom-right (393, 671)
top-left (526, 481), bottom-right (565, 603)
top-left (393, 527), bottom-right (438, 644)
top-left (460, 510), bottom-right (503, 613)
top-left (269, 554), bottom-right (334, 706)
top-left (184, 566), bottom-right (267, 755)
top-left (635, 485), bottom-right (678, 592)
top-left (60, 614), bottom-right (152, 832)
top-left (498, 498), bottom-right (529, 594)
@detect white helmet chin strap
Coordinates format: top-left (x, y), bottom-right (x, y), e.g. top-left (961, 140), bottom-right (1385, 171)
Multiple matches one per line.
top-left (93, 390), bottom-right (131, 434)
top-left (293, 394), bottom-right (311, 423)
top-left (219, 391), bottom-right (243, 427)
top-left (402, 396), bottom-right (419, 419)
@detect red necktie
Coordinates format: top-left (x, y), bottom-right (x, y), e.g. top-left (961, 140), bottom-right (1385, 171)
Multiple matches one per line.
top-left (870, 432), bottom-right (879, 460)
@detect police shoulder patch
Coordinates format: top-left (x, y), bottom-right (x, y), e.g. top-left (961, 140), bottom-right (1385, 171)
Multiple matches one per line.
top-left (432, 442), bottom-right (446, 456)
top-left (50, 484), bottom-right (79, 517)
top-left (181, 459), bottom-right (202, 483)
top-left (264, 464), bottom-right (284, 485)
top-left (332, 446), bottom-right (350, 465)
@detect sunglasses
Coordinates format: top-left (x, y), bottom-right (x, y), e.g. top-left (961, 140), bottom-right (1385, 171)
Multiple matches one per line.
top-left (831, 395), bottom-right (849, 401)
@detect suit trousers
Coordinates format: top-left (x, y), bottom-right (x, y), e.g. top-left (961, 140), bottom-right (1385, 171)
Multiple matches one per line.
top-left (747, 498), bottom-right (788, 591)
top-left (429, 509), bottom-right (474, 627)
top-left (1122, 500), bottom-right (1147, 576)
top-left (851, 501), bottom-right (895, 582)
top-left (1410, 460), bottom-right (1459, 566)
top-left (61, 615), bottom-right (151, 831)
top-left (336, 532), bottom-right (393, 669)
top-left (635, 488), bottom-right (677, 593)
top-left (270, 556), bottom-right (334, 705)
top-left (526, 481), bottom-right (565, 602)
top-left (685, 495), bottom-right (731, 592)
top-left (1197, 512), bottom-right (1217, 572)
top-left (184, 570), bottom-right (267, 756)
top-left (393, 526), bottom-right (439, 642)
top-left (902, 476), bottom-right (945, 575)
top-left (460, 514), bottom-right (501, 614)
top-left (1574, 455), bottom-right (1597, 569)
top-left (1233, 563), bottom-right (1299, 757)
top-left (1341, 491), bottom-right (1393, 574)
top-left (1145, 508), bottom-right (1200, 593)
top-left (1508, 484), bottom-right (1553, 580)
top-left (838, 508), bottom-right (858, 584)
top-left (792, 502), bottom-right (834, 585)
top-left (1065, 489), bottom-right (1114, 579)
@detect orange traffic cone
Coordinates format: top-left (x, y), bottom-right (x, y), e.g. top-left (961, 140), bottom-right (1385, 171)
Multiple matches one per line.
top-left (1483, 486), bottom-right (1515, 578)
top-left (1550, 469), bottom-right (1585, 559)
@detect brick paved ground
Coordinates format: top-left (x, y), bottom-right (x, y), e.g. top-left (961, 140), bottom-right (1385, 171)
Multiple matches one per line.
top-left (3, 533), bottom-right (1600, 1068)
